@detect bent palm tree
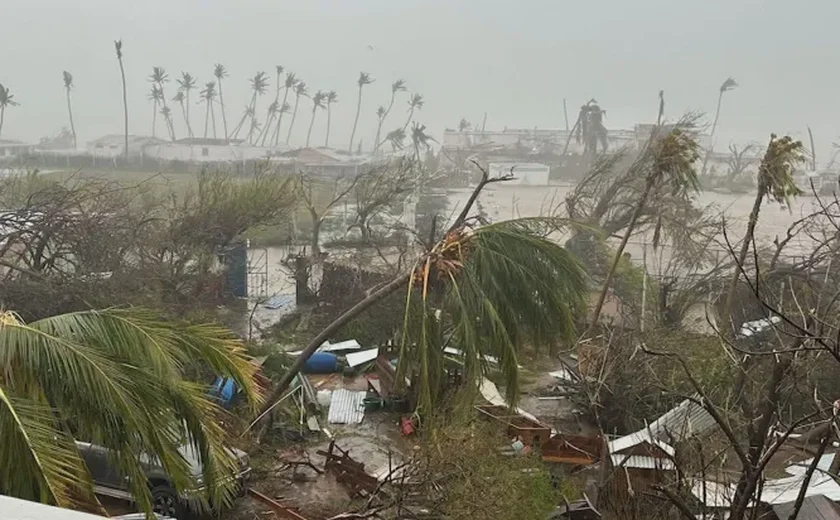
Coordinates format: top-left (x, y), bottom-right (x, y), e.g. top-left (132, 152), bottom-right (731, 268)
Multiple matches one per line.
top-left (257, 175), bottom-right (588, 420)
top-left (721, 135), bottom-right (804, 333)
top-left (172, 91), bottom-right (189, 136)
top-left (199, 81), bottom-right (218, 139)
top-left (177, 72), bottom-right (197, 137)
top-left (0, 308), bottom-right (258, 516)
top-left (285, 81), bottom-right (308, 145)
top-left (410, 122), bottom-right (436, 161)
top-left (148, 85), bottom-right (164, 138)
top-left (701, 77), bottom-right (738, 175)
top-left (271, 72), bottom-right (298, 146)
top-left (402, 93), bottom-right (424, 132)
top-left (214, 64), bottom-right (229, 140)
top-left (0, 83), bottom-right (20, 139)
top-left (306, 91), bottom-right (325, 147)
top-left (62, 71), bottom-right (77, 148)
top-left (374, 79), bottom-right (406, 152)
top-left (373, 106), bottom-right (387, 154)
top-left (324, 90), bottom-right (338, 147)
top-left (244, 72), bottom-right (269, 144)
top-left (259, 66), bottom-right (284, 146)
top-left (150, 67), bottom-right (175, 140)
top-left (348, 71), bottom-right (373, 153)
top-left (114, 40), bottom-right (128, 159)
top-left (380, 127), bottom-right (406, 152)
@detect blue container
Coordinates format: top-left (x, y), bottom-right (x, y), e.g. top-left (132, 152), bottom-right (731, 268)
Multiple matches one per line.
top-left (303, 352), bottom-right (339, 374)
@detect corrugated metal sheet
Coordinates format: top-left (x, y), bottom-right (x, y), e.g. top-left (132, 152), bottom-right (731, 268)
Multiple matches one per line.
top-left (611, 454), bottom-right (676, 470)
top-left (647, 398), bottom-right (716, 443)
top-left (327, 389), bottom-right (366, 424)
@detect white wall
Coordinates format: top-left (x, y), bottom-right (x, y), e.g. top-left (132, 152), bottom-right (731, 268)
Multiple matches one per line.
top-left (488, 162), bottom-right (550, 185)
top-left (144, 143), bottom-right (274, 162)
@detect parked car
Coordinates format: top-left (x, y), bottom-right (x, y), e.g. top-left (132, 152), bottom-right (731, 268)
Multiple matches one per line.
top-left (76, 440), bottom-right (251, 518)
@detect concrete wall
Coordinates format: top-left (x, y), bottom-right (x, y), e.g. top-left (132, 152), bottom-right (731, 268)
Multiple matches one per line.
top-left (144, 143), bottom-right (273, 162)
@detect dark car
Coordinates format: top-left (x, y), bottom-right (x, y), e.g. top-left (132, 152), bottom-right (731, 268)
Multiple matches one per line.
top-left (76, 440), bottom-right (251, 518)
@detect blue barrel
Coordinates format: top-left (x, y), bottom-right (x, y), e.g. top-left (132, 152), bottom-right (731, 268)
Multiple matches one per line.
top-left (303, 352), bottom-right (339, 373)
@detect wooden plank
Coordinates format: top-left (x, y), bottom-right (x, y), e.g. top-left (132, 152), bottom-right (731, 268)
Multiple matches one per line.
top-left (247, 488), bottom-right (310, 520)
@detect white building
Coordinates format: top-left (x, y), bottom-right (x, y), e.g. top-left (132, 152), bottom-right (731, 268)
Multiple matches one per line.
top-left (143, 137), bottom-right (288, 163)
top-left (0, 139), bottom-right (36, 159)
top-left (488, 162), bottom-right (550, 185)
top-left (86, 134), bottom-right (164, 158)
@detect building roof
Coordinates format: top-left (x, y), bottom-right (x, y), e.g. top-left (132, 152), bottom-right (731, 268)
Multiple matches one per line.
top-left (645, 398), bottom-right (717, 443)
top-left (170, 137), bottom-right (245, 146)
top-left (610, 454), bottom-right (676, 470)
top-left (773, 495), bottom-right (840, 520)
top-left (281, 147), bottom-right (358, 164)
top-left (608, 430), bottom-right (676, 457)
top-left (0, 139), bottom-right (34, 148)
top-left (88, 134), bottom-right (163, 146)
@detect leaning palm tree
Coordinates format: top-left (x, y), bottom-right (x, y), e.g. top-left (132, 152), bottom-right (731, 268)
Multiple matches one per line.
top-left (214, 64), bottom-right (229, 140)
top-left (271, 72), bottom-right (298, 146)
top-left (379, 127), bottom-right (406, 152)
top-left (374, 79), bottom-right (406, 152)
top-left (410, 121), bottom-right (436, 161)
top-left (244, 72), bottom-right (269, 144)
top-left (62, 71), bottom-right (77, 148)
top-left (348, 71), bottom-right (373, 153)
top-left (701, 77), bottom-right (738, 175)
top-left (720, 135), bottom-right (805, 333)
top-left (0, 84), bottom-right (19, 139)
top-left (256, 175), bottom-right (588, 421)
top-left (285, 81), bottom-right (308, 145)
top-left (199, 81), bottom-right (218, 139)
top-left (0, 308), bottom-right (259, 517)
top-left (229, 106), bottom-right (254, 140)
top-left (586, 123), bottom-right (701, 334)
top-left (402, 93), bottom-right (424, 132)
top-left (259, 66), bottom-right (284, 146)
top-left (373, 106), bottom-right (387, 154)
top-left (147, 85), bottom-right (164, 138)
top-left (172, 91), bottom-right (189, 136)
top-left (305, 91), bottom-right (326, 147)
top-left (114, 40), bottom-right (128, 159)
top-left (324, 90), bottom-right (338, 147)
top-left (177, 72), bottom-right (197, 137)
top-left (149, 67), bottom-right (175, 140)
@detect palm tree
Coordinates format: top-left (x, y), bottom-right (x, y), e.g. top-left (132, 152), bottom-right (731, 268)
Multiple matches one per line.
top-left (0, 308), bottom-right (258, 516)
top-left (373, 106), bottom-right (387, 154)
top-left (256, 184), bottom-right (588, 421)
top-left (285, 81), bottom-right (308, 145)
top-left (411, 122), bottom-right (436, 161)
top-left (0, 84), bottom-right (19, 139)
top-left (172, 91), bottom-right (189, 137)
top-left (177, 72), bottom-right (196, 137)
top-left (458, 118), bottom-right (471, 132)
top-left (259, 66), bottom-right (284, 146)
top-left (379, 127), bottom-right (406, 152)
top-left (147, 85), bottom-right (164, 138)
top-left (62, 71), bottom-right (77, 148)
top-left (701, 77), bottom-right (738, 175)
top-left (199, 81), bottom-right (218, 139)
top-left (587, 125), bottom-right (701, 334)
top-left (230, 106), bottom-right (255, 140)
top-left (271, 72), bottom-right (298, 146)
top-left (306, 91), bottom-right (326, 147)
top-left (214, 64), bottom-right (229, 140)
top-left (324, 90), bottom-right (338, 147)
top-left (114, 40), bottom-right (128, 159)
top-left (244, 72), bottom-right (269, 144)
top-left (374, 79), bottom-right (406, 152)
top-left (149, 67), bottom-right (175, 140)
top-left (402, 93), bottom-right (424, 132)
top-left (348, 71), bottom-right (373, 153)
top-left (720, 135), bottom-right (805, 333)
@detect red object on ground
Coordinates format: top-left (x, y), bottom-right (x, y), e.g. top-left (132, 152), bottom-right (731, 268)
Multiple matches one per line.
top-left (400, 416), bottom-right (415, 436)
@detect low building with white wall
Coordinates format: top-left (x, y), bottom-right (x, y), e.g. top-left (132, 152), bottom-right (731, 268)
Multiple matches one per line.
top-left (143, 137), bottom-right (289, 163)
top-left (0, 139), bottom-right (36, 159)
top-left (87, 134), bottom-right (164, 158)
top-left (488, 162), bottom-right (550, 185)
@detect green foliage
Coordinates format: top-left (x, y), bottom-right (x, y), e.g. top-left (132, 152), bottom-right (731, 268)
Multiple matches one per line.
top-left (758, 134), bottom-right (806, 207)
top-left (0, 308), bottom-right (259, 514)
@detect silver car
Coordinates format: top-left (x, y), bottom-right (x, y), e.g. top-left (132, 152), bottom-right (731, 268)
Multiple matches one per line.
top-left (76, 440), bottom-right (251, 518)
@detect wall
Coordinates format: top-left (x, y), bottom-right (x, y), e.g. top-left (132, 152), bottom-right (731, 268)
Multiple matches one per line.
top-left (144, 143), bottom-right (273, 163)
top-left (488, 162), bottom-right (550, 185)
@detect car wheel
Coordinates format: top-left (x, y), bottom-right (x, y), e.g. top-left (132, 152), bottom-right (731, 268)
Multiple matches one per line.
top-left (151, 484), bottom-right (180, 518)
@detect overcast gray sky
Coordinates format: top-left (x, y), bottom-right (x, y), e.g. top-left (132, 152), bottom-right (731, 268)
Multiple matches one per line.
top-left (3, 0), bottom-right (840, 160)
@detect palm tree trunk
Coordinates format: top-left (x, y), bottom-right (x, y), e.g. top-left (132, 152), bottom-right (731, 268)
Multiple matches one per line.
top-left (151, 102), bottom-right (158, 138)
top-left (325, 105), bottom-right (332, 147)
top-left (700, 91), bottom-right (724, 175)
top-left (721, 186), bottom-right (765, 335)
top-left (218, 79), bottom-right (229, 142)
top-left (586, 176), bottom-right (656, 336)
top-left (373, 119), bottom-right (384, 154)
top-left (230, 111), bottom-right (248, 140)
top-left (286, 95), bottom-right (301, 145)
top-left (204, 102), bottom-right (210, 139)
top-left (0, 106), bottom-right (4, 138)
top-left (179, 101), bottom-right (190, 138)
top-left (185, 91), bottom-right (193, 137)
top-left (349, 86), bottom-right (363, 152)
top-left (306, 107), bottom-right (317, 147)
top-left (65, 90), bottom-right (77, 148)
top-left (273, 88), bottom-right (291, 147)
top-left (402, 107), bottom-right (414, 133)
top-left (259, 114), bottom-right (275, 146)
top-left (118, 56), bottom-right (129, 160)
top-left (211, 104), bottom-right (217, 139)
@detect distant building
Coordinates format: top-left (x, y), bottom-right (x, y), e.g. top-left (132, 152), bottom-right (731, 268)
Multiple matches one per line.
top-left (143, 137), bottom-right (289, 163)
top-left (0, 139), bottom-right (36, 159)
top-left (86, 134), bottom-right (164, 158)
top-left (277, 147), bottom-right (367, 176)
top-left (488, 162), bottom-right (550, 186)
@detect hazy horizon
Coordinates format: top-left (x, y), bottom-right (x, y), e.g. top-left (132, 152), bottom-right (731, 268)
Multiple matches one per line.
top-left (3, 0), bottom-right (840, 160)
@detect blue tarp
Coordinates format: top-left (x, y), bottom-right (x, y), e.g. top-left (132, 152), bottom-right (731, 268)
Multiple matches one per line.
top-left (210, 377), bottom-right (237, 408)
